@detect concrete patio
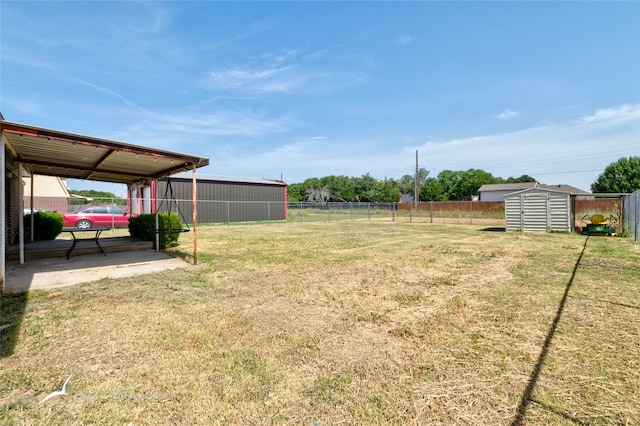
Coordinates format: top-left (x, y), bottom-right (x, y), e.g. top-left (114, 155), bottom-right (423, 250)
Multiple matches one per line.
top-left (5, 237), bottom-right (189, 292)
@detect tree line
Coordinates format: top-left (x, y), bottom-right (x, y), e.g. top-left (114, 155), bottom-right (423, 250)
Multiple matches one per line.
top-left (288, 156), bottom-right (640, 203)
top-left (287, 169), bottom-right (536, 203)
top-left (68, 189), bottom-right (127, 206)
top-left (69, 157), bottom-right (638, 204)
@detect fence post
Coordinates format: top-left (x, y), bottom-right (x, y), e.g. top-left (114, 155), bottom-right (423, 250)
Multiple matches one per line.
top-left (392, 203), bottom-right (395, 222)
top-left (368, 202), bottom-right (371, 220)
top-left (227, 201), bottom-right (230, 228)
top-left (430, 201), bottom-right (433, 223)
top-left (470, 200), bottom-right (473, 224)
top-left (268, 201), bottom-right (271, 224)
top-left (633, 191), bottom-right (640, 242)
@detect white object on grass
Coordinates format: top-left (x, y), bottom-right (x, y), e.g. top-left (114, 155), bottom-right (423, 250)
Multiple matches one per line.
top-left (39, 372), bottom-right (74, 404)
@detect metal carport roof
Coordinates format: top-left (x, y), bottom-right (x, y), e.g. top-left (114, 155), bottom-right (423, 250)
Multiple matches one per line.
top-left (1, 119), bottom-right (210, 292)
top-left (1, 120), bottom-right (209, 184)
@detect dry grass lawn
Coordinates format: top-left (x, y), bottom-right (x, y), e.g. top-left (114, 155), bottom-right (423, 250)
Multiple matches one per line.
top-left (1, 221), bottom-right (639, 425)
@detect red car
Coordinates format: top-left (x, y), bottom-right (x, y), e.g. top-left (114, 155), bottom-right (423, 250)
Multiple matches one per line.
top-left (63, 205), bottom-right (131, 229)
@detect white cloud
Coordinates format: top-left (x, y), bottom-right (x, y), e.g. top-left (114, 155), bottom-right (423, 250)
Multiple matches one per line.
top-left (496, 110), bottom-right (518, 119)
top-left (580, 103), bottom-right (640, 124)
top-left (107, 110), bottom-right (293, 152)
top-left (202, 65), bottom-right (301, 92)
top-left (395, 36), bottom-right (413, 45)
top-left (206, 103), bottom-right (639, 189)
top-left (200, 48), bottom-right (369, 95)
top-left (418, 104), bottom-right (639, 189)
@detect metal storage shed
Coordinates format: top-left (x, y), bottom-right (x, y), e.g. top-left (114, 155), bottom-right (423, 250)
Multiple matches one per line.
top-left (155, 175), bottom-right (288, 224)
top-left (505, 187), bottom-right (574, 232)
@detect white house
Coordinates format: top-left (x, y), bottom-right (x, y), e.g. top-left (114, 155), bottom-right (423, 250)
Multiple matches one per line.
top-left (22, 175), bottom-right (76, 213)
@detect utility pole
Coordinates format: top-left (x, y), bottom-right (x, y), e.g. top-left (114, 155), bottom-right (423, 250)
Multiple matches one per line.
top-left (415, 149), bottom-right (419, 210)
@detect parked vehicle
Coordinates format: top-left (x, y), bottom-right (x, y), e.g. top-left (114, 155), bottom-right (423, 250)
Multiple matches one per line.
top-left (62, 205), bottom-right (130, 229)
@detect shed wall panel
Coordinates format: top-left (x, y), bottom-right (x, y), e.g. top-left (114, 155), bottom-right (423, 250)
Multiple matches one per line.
top-left (505, 196), bottom-right (523, 231)
top-left (522, 193), bottom-right (549, 232)
top-left (549, 193), bottom-right (572, 231)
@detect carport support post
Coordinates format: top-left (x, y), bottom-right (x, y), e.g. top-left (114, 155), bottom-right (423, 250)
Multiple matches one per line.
top-left (30, 174), bottom-right (34, 242)
top-left (155, 211), bottom-right (160, 253)
top-left (18, 163), bottom-right (24, 264)
top-left (192, 165), bottom-right (197, 266)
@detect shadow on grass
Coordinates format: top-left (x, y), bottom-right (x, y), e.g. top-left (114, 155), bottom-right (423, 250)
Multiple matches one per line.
top-left (510, 236), bottom-right (589, 426)
top-left (568, 295), bottom-right (640, 311)
top-left (530, 398), bottom-right (589, 426)
top-left (0, 291), bottom-right (28, 358)
top-left (479, 227), bottom-right (506, 232)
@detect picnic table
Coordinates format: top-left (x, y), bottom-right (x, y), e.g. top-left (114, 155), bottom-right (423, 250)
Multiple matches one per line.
top-left (61, 227), bottom-right (110, 260)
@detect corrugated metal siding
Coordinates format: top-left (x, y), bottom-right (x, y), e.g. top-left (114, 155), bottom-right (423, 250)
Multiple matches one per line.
top-left (549, 193), bottom-right (572, 232)
top-left (156, 178), bottom-right (287, 223)
top-left (505, 195), bottom-right (523, 231)
top-left (622, 191), bottom-right (640, 243)
top-left (523, 193), bottom-right (550, 232)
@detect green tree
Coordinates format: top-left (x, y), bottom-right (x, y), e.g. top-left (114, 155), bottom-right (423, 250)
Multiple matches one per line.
top-left (419, 177), bottom-right (447, 201)
top-left (460, 168), bottom-right (496, 197)
top-left (398, 168), bottom-right (429, 195)
top-left (437, 168), bottom-right (496, 200)
top-left (287, 183), bottom-right (306, 203)
top-left (591, 156), bottom-right (640, 193)
top-left (371, 178), bottom-right (401, 202)
top-left (504, 174), bottom-right (537, 184)
top-left (69, 190), bottom-right (127, 206)
top-left (354, 174), bottom-right (379, 202)
top-left (320, 175), bottom-right (357, 201)
top-left (437, 170), bottom-right (464, 200)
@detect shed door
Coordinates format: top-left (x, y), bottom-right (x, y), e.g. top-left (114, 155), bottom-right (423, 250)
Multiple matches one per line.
top-left (522, 193), bottom-right (550, 232)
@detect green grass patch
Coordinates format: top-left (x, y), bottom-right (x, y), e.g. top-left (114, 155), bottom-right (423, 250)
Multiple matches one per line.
top-left (1, 222), bottom-right (638, 424)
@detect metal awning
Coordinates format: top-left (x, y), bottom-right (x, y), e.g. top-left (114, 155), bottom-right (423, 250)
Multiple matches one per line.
top-left (1, 120), bottom-right (209, 184)
top-left (1, 119), bottom-right (210, 292)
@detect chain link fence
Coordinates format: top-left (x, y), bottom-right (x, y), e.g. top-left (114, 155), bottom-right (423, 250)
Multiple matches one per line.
top-left (26, 196), bottom-right (635, 235)
top-left (287, 201), bottom-right (505, 226)
top-left (622, 191), bottom-right (640, 243)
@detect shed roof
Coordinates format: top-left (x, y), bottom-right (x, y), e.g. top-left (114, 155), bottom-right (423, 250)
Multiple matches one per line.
top-left (537, 184), bottom-right (588, 194)
top-left (505, 186), bottom-right (574, 197)
top-left (1, 120), bottom-right (209, 185)
top-left (478, 183), bottom-right (537, 192)
top-left (169, 173), bottom-right (287, 186)
top-left (478, 182), bottom-right (588, 195)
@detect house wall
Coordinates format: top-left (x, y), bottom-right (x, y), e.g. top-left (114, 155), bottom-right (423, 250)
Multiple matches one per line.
top-left (5, 153), bottom-right (20, 247)
top-left (479, 191), bottom-right (513, 202)
top-left (156, 178), bottom-right (288, 223)
top-left (23, 196), bottom-right (69, 213)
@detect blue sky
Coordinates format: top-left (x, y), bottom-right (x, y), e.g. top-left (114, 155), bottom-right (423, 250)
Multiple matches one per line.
top-left (2, 1), bottom-right (639, 195)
